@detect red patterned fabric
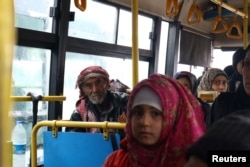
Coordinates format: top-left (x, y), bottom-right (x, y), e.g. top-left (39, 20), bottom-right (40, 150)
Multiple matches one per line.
top-left (103, 74), bottom-right (205, 167)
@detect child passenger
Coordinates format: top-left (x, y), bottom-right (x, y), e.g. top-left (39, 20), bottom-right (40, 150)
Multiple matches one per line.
top-left (103, 74), bottom-right (205, 167)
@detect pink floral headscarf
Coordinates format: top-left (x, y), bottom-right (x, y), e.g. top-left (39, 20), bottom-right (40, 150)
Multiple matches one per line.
top-left (122, 74), bottom-right (206, 167)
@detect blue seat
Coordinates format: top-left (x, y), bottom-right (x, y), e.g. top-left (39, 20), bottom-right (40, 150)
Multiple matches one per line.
top-left (43, 132), bottom-right (120, 167)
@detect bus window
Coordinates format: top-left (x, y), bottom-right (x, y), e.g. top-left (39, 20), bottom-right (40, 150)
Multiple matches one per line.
top-left (14, 0), bottom-right (53, 32)
top-left (157, 21), bottom-right (169, 74)
top-left (69, 0), bottom-right (117, 43)
top-left (62, 52), bottom-right (149, 120)
top-left (177, 63), bottom-right (204, 79)
top-left (69, 0), bottom-right (153, 50)
top-left (211, 49), bottom-right (234, 70)
top-left (117, 9), bottom-right (153, 50)
top-left (11, 46), bottom-right (50, 150)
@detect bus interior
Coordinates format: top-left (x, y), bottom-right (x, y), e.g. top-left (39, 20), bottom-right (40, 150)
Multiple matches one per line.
top-left (1, 0), bottom-right (250, 166)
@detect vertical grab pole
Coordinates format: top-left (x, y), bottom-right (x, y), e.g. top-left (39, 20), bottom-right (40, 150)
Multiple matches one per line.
top-left (132, 0), bottom-right (139, 87)
top-left (0, 1), bottom-right (15, 167)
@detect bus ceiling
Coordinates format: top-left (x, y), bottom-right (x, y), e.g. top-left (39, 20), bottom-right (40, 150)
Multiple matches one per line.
top-left (98, 0), bottom-right (250, 49)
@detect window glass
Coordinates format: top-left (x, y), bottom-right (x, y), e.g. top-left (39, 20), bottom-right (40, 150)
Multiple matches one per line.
top-left (157, 21), bottom-right (169, 73)
top-left (177, 49), bottom-right (234, 80)
top-left (14, 0), bottom-right (53, 32)
top-left (211, 49), bottom-right (234, 70)
top-left (11, 46), bottom-right (51, 154)
top-left (63, 52), bottom-right (149, 120)
top-left (69, 0), bottom-right (117, 43)
top-left (117, 9), bottom-right (153, 50)
top-left (177, 64), bottom-right (204, 79)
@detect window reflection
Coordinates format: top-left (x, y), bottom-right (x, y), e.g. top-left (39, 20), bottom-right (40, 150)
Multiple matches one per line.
top-left (14, 0), bottom-right (53, 32)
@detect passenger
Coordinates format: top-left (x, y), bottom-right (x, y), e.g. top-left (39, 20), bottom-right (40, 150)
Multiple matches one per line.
top-left (228, 48), bottom-right (246, 92)
top-left (103, 74), bottom-right (205, 167)
top-left (197, 70), bottom-right (206, 86)
top-left (223, 65), bottom-right (234, 91)
top-left (223, 65), bottom-right (234, 78)
top-left (208, 45), bottom-right (250, 127)
top-left (66, 66), bottom-right (129, 136)
top-left (185, 109), bottom-right (250, 167)
top-left (197, 68), bottom-right (228, 93)
top-left (173, 71), bottom-right (210, 125)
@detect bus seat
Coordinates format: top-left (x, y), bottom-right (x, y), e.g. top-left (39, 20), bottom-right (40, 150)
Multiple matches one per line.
top-left (43, 132), bottom-right (120, 167)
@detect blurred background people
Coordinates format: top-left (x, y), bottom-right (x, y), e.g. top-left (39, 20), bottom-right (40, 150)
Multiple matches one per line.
top-left (228, 48), bottom-right (246, 92)
top-left (208, 45), bottom-right (250, 127)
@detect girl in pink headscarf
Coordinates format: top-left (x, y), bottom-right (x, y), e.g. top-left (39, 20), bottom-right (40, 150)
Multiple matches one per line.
top-left (103, 74), bottom-right (206, 167)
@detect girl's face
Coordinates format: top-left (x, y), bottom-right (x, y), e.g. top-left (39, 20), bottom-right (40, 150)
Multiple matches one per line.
top-left (131, 104), bottom-right (163, 146)
top-left (211, 75), bottom-right (228, 93)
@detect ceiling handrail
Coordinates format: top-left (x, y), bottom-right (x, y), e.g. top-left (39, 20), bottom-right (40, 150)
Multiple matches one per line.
top-left (166, 0), bottom-right (179, 17)
top-left (211, 6), bottom-right (228, 34)
top-left (74, 0), bottom-right (86, 11)
top-left (226, 15), bottom-right (243, 39)
top-left (211, 0), bottom-right (248, 48)
top-left (187, 1), bottom-right (203, 25)
top-left (210, 0), bottom-right (247, 18)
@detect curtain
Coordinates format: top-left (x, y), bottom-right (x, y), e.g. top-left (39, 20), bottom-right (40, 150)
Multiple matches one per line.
top-left (179, 30), bottom-right (212, 67)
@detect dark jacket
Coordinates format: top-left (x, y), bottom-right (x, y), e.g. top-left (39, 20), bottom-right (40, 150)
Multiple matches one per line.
top-left (197, 98), bottom-right (211, 126)
top-left (228, 72), bottom-right (242, 92)
top-left (66, 91), bottom-right (128, 138)
top-left (207, 83), bottom-right (250, 127)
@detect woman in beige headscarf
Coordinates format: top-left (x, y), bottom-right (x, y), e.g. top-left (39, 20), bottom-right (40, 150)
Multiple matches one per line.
top-left (197, 68), bottom-right (228, 93)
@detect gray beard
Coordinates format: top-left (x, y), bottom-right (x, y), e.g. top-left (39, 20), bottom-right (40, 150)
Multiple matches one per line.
top-left (89, 91), bottom-right (107, 104)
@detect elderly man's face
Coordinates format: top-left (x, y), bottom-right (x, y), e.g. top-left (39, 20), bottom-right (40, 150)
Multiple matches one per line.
top-left (81, 77), bottom-right (108, 104)
top-left (242, 51), bottom-right (250, 95)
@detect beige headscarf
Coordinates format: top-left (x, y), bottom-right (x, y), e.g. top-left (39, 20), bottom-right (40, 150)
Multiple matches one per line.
top-left (198, 68), bottom-right (228, 91)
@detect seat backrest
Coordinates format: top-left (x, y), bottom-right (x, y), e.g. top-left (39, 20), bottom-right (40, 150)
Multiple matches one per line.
top-left (43, 132), bottom-right (120, 167)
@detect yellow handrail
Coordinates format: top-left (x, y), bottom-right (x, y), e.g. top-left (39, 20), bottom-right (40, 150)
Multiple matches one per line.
top-left (10, 95), bottom-right (66, 102)
top-left (0, 1), bottom-right (15, 167)
top-left (132, 0), bottom-right (139, 87)
top-left (210, 0), bottom-right (247, 18)
top-left (31, 121), bottom-right (126, 167)
top-left (210, 0), bottom-right (248, 48)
